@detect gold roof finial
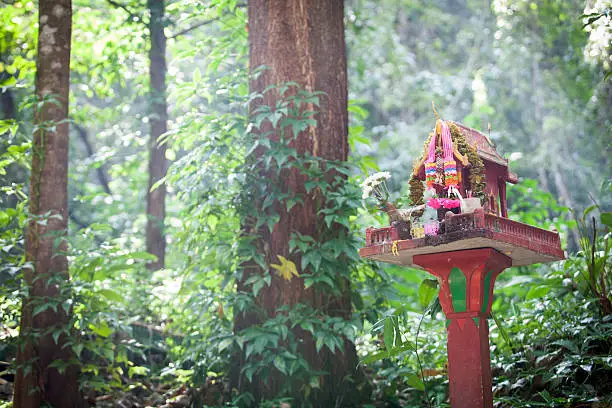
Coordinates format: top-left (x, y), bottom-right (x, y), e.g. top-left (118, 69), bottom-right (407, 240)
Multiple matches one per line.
top-left (432, 101), bottom-right (440, 121)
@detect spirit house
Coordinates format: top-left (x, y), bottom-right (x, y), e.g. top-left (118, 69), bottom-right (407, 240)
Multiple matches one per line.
top-left (360, 119), bottom-right (565, 408)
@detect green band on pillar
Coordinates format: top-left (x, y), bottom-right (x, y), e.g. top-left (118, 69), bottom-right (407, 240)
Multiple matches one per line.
top-left (449, 267), bottom-right (467, 313)
top-left (473, 317), bottom-right (479, 327)
top-left (481, 270), bottom-right (494, 314)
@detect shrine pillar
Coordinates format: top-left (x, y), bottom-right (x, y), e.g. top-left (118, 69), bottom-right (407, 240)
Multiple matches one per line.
top-left (413, 248), bottom-right (511, 408)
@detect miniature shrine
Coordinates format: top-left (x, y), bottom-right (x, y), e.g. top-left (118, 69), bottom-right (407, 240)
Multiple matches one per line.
top-left (359, 118), bottom-right (565, 408)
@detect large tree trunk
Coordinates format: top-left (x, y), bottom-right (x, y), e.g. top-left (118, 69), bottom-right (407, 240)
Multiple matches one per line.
top-left (146, 0), bottom-right (168, 270)
top-left (13, 0), bottom-right (83, 406)
top-left (235, 1), bottom-right (366, 405)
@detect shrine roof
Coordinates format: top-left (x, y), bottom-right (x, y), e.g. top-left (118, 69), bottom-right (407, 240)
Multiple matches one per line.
top-left (449, 121), bottom-right (508, 167)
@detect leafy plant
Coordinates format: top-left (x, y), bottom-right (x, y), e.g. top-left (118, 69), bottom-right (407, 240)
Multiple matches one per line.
top-left (573, 205), bottom-right (611, 316)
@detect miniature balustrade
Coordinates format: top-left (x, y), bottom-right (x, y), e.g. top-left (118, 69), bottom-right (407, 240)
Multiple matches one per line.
top-left (365, 210), bottom-right (563, 256)
top-left (365, 226), bottom-right (399, 246)
top-left (484, 214), bottom-right (561, 252)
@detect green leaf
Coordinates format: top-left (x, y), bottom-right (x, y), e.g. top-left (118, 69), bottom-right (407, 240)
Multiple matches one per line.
top-left (48, 359), bottom-right (67, 375)
top-left (128, 366), bottom-right (150, 378)
top-left (347, 101), bottom-right (369, 119)
top-left (273, 356), bottom-right (287, 374)
top-left (360, 156), bottom-right (380, 171)
top-left (601, 212), bottom-right (612, 228)
top-left (52, 329), bottom-right (62, 345)
top-left (583, 204), bottom-right (597, 219)
top-left (315, 336), bottom-right (324, 353)
top-left (103, 347), bottom-right (114, 362)
top-left (526, 285), bottom-right (550, 300)
top-left (360, 343), bottom-right (415, 364)
top-left (126, 251), bottom-right (158, 261)
top-left (252, 279), bottom-right (264, 296)
top-left (72, 343), bottom-right (84, 357)
top-left (207, 214), bottom-right (219, 230)
top-left (302, 251), bottom-right (322, 272)
top-left (383, 318), bottom-right (394, 352)
top-left (300, 321), bottom-right (314, 334)
top-left (551, 339), bottom-right (580, 355)
top-left (491, 311), bottom-right (512, 348)
top-left (309, 375), bottom-right (321, 389)
top-left (98, 289), bottom-right (123, 303)
top-left (406, 373), bottom-right (425, 391)
top-left (243, 366), bottom-right (255, 383)
top-left (89, 321), bottom-right (112, 338)
top-left (418, 279), bottom-right (439, 308)
top-left (218, 338), bottom-right (233, 352)
top-left (0, 76), bottom-right (16, 89)
top-left (394, 321), bottom-right (403, 347)
top-left (429, 297), bottom-right (442, 318)
top-left (253, 335), bottom-right (268, 353)
top-left (304, 179), bottom-right (320, 193)
top-left (323, 334), bottom-right (337, 353)
top-left (33, 303), bottom-right (51, 317)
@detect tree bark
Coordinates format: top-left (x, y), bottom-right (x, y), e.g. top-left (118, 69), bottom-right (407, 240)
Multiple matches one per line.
top-left (235, 1), bottom-right (366, 405)
top-left (146, 0), bottom-right (168, 270)
top-left (14, 0), bottom-right (83, 406)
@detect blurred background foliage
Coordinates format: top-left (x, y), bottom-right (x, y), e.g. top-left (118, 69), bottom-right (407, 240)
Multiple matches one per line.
top-left (0, 0), bottom-right (611, 406)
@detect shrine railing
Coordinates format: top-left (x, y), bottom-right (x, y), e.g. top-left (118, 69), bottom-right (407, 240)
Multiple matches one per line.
top-left (365, 226), bottom-right (399, 247)
top-left (483, 214), bottom-right (562, 248)
top-left (364, 210), bottom-right (562, 251)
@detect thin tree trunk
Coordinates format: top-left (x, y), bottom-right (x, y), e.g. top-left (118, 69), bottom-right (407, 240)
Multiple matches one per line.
top-left (533, 57), bottom-right (580, 248)
top-left (146, 0), bottom-right (168, 270)
top-left (532, 57), bottom-right (550, 193)
top-left (0, 56), bottom-right (16, 119)
top-left (0, 70), bottom-right (19, 210)
top-left (74, 124), bottom-right (113, 196)
top-left (235, 1), bottom-right (367, 405)
top-left (14, 0), bottom-right (83, 406)
top-left (0, 86), bottom-right (16, 119)
top-left (551, 160), bottom-right (581, 248)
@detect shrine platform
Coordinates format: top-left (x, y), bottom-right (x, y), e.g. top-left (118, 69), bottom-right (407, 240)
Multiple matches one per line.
top-left (360, 209), bottom-right (565, 267)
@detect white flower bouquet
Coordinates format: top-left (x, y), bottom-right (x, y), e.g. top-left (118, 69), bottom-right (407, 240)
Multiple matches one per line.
top-left (360, 171), bottom-right (391, 205)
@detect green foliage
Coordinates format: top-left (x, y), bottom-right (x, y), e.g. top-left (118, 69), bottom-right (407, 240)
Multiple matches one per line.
top-left (572, 205), bottom-right (612, 316)
top-left (226, 82), bottom-right (365, 404)
top-left (0, 123), bottom-right (29, 367)
top-left (492, 263), bottom-right (612, 406)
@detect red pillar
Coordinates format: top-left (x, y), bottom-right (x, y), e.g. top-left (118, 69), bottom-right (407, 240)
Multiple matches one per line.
top-left (413, 248), bottom-right (511, 408)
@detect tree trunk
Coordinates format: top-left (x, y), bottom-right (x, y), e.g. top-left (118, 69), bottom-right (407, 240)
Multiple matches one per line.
top-left (0, 84), bottom-right (16, 119)
top-left (533, 56), bottom-right (580, 249)
top-left (146, 0), bottom-right (168, 270)
top-left (74, 124), bottom-right (113, 196)
top-left (235, 1), bottom-right (366, 405)
top-left (532, 56), bottom-right (550, 193)
top-left (13, 0), bottom-right (83, 406)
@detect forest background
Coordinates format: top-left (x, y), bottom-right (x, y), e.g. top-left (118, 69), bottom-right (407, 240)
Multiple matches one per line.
top-left (0, 0), bottom-right (611, 407)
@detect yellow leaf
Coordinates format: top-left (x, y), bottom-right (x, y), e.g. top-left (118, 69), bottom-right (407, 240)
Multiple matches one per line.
top-left (270, 255), bottom-right (299, 281)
